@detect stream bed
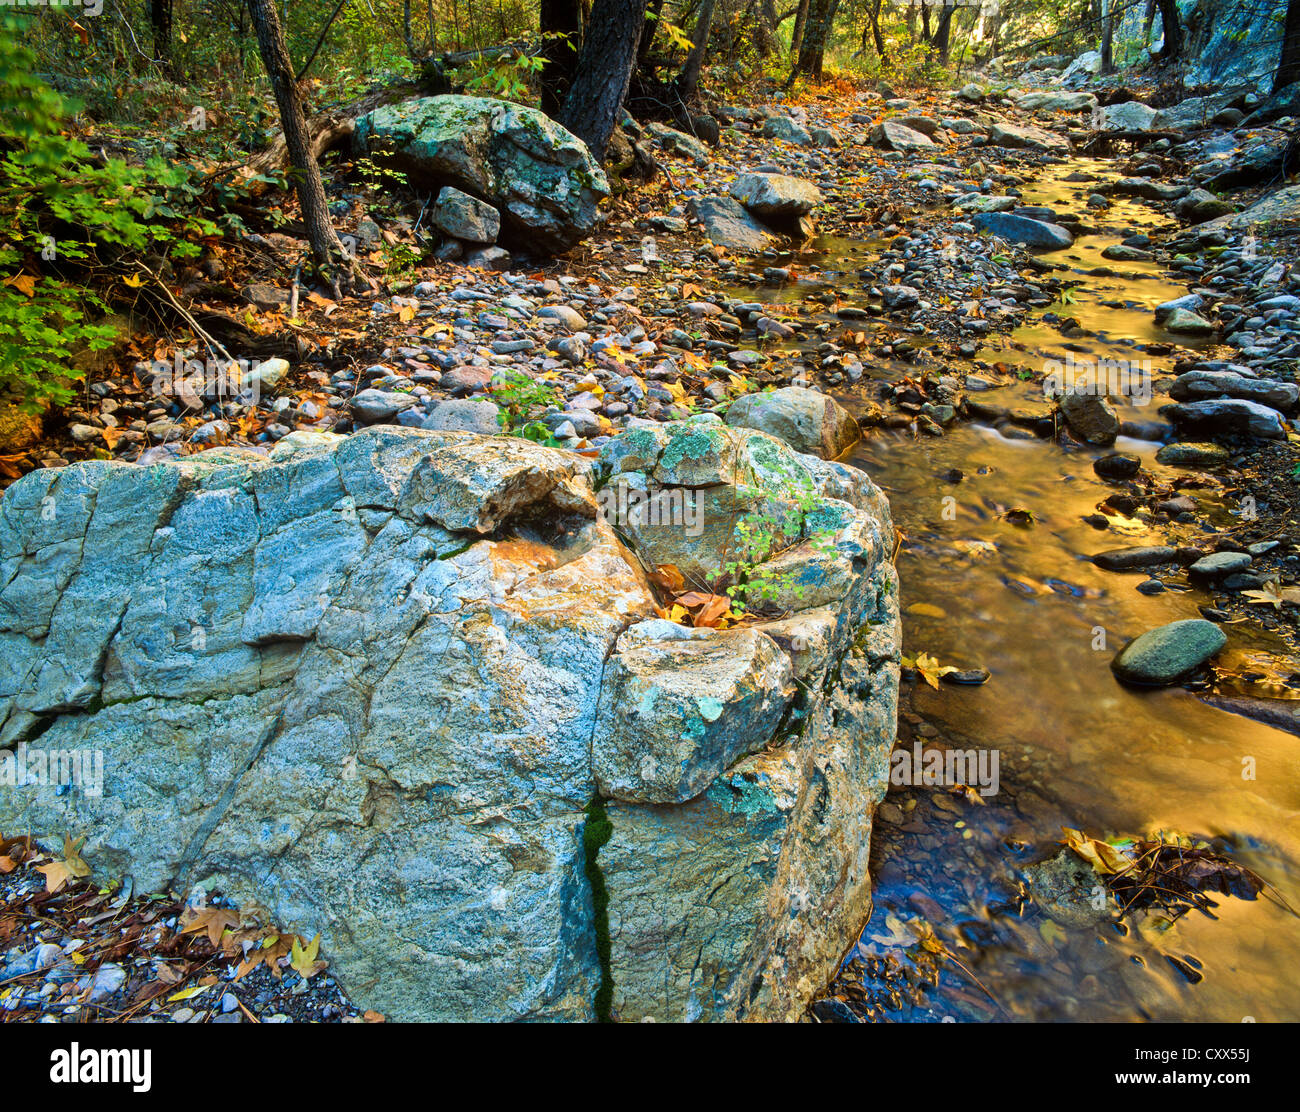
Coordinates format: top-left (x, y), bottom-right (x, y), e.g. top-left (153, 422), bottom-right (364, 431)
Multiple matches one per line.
top-left (746, 159), bottom-right (1300, 1022)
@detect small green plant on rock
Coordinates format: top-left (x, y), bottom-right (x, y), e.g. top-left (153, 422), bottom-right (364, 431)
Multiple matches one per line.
top-left (722, 478), bottom-right (835, 612)
top-left (489, 369), bottom-right (564, 445)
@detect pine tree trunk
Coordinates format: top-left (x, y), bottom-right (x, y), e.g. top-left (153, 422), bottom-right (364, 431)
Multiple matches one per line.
top-left (558, 0), bottom-right (644, 162)
top-left (150, 0), bottom-right (175, 76)
top-left (1100, 0), bottom-right (1114, 74)
top-left (1156, 0), bottom-right (1182, 60)
top-left (932, 1), bottom-right (955, 61)
top-left (245, 0), bottom-right (357, 293)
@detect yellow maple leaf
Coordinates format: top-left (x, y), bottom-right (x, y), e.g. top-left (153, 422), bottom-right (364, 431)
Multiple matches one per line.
top-left (36, 834), bottom-right (91, 894)
top-left (289, 933), bottom-right (327, 980)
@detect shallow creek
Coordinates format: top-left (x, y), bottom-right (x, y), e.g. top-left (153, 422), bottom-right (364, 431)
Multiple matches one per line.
top-left (742, 159), bottom-right (1300, 1021)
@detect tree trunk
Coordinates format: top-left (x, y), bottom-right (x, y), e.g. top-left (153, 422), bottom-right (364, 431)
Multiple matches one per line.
top-left (756, 0), bottom-right (780, 57)
top-left (870, 0), bottom-right (885, 57)
top-left (1100, 0), bottom-right (1114, 74)
top-left (932, 1), bottom-right (955, 61)
top-left (789, 0), bottom-right (810, 58)
top-left (245, 0), bottom-right (358, 293)
top-left (639, 0), bottom-right (666, 63)
top-left (558, 0), bottom-right (644, 162)
top-left (541, 0), bottom-right (585, 117)
top-left (677, 0), bottom-right (717, 98)
top-left (1277, 0), bottom-right (1300, 92)
top-left (794, 0), bottom-right (839, 77)
top-left (150, 0), bottom-right (175, 75)
top-left (1156, 0), bottom-right (1181, 60)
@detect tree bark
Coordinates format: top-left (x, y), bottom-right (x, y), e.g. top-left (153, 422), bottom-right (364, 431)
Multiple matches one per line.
top-left (558, 0), bottom-right (645, 162)
top-left (1156, 0), bottom-right (1182, 60)
top-left (789, 0), bottom-right (810, 58)
top-left (1277, 0), bottom-right (1300, 92)
top-left (932, 1), bottom-right (956, 62)
top-left (540, 0), bottom-right (585, 117)
top-left (150, 0), bottom-right (175, 75)
top-left (245, 0), bottom-right (358, 293)
top-left (639, 0), bottom-right (666, 63)
top-left (1100, 0), bottom-right (1115, 74)
top-left (869, 0), bottom-right (885, 57)
top-left (677, 0), bottom-right (717, 98)
top-left (794, 0), bottom-right (840, 78)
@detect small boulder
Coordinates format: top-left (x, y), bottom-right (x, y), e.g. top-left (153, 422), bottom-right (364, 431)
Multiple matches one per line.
top-left (724, 386), bottom-right (860, 459)
top-left (430, 186), bottom-right (501, 244)
top-left (1111, 619), bottom-right (1227, 686)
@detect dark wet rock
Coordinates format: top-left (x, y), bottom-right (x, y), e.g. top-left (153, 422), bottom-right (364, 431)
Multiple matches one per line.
top-left (1172, 189), bottom-right (1234, 224)
top-left (1024, 849), bottom-right (1115, 928)
top-left (1170, 370), bottom-right (1298, 412)
top-left (941, 668), bottom-right (990, 686)
top-left (1093, 453), bottom-right (1141, 480)
top-left (1111, 619), bottom-right (1228, 686)
top-left (1161, 308), bottom-right (1216, 336)
top-left (1165, 398), bottom-right (1287, 440)
top-left (1155, 442), bottom-right (1229, 468)
top-left (1092, 546), bottom-right (1178, 571)
top-left (1188, 551), bottom-right (1252, 578)
top-left (1059, 392), bottom-right (1118, 445)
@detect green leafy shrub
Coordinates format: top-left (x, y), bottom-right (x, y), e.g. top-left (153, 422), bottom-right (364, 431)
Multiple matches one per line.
top-left (0, 16), bottom-right (214, 410)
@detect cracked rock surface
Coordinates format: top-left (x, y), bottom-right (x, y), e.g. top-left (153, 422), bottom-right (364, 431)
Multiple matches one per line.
top-left (0, 421), bottom-right (898, 1021)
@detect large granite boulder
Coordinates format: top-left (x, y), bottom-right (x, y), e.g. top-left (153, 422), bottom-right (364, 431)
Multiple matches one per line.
top-left (0, 421), bottom-right (900, 1024)
top-left (355, 96), bottom-right (608, 253)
